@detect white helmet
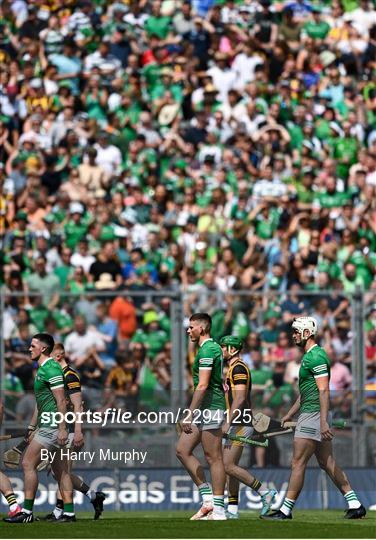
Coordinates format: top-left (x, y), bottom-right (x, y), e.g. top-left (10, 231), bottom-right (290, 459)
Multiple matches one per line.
top-left (291, 317), bottom-right (318, 339)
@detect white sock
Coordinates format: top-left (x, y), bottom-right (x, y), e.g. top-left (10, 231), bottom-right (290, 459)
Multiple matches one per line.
top-left (198, 483), bottom-right (213, 504)
top-left (22, 508), bottom-right (32, 515)
top-left (53, 506), bottom-right (63, 518)
top-left (280, 497), bottom-right (296, 516)
top-left (259, 482), bottom-right (269, 496)
top-left (9, 502), bottom-right (19, 512)
top-left (213, 495), bottom-right (225, 515)
top-left (344, 490), bottom-right (361, 509)
top-left (63, 511), bottom-right (75, 516)
top-left (227, 503), bottom-right (238, 515)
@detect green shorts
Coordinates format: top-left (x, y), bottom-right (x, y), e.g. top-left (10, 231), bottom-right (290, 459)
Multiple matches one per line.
top-left (294, 412), bottom-right (333, 442)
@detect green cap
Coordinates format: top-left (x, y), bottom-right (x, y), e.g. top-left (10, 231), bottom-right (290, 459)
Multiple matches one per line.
top-left (220, 335), bottom-right (243, 351)
top-left (174, 159), bottom-right (187, 170)
top-left (15, 211), bottom-right (28, 221)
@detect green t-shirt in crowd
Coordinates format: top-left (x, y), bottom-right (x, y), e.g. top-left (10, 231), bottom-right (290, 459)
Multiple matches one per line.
top-left (131, 329), bottom-right (169, 359)
top-left (145, 15), bottom-right (171, 39)
top-left (64, 220), bottom-right (88, 249)
top-left (314, 190), bottom-right (352, 209)
top-left (303, 20), bottom-right (330, 39)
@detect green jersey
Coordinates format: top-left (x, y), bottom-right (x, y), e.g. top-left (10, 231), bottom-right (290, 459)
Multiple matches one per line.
top-left (34, 358), bottom-right (65, 427)
top-left (299, 345), bottom-right (330, 413)
top-left (193, 338), bottom-right (225, 411)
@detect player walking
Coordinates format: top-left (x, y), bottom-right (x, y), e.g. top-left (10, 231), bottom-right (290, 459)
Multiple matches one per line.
top-left (5, 333), bottom-right (74, 523)
top-left (176, 313), bottom-right (227, 520)
top-left (0, 400), bottom-right (22, 519)
top-left (43, 343), bottom-right (106, 521)
top-left (263, 317), bottom-right (366, 520)
top-left (220, 336), bottom-right (277, 519)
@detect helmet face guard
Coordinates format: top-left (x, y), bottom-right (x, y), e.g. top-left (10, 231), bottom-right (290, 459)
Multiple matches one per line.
top-left (220, 335), bottom-right (243, 356)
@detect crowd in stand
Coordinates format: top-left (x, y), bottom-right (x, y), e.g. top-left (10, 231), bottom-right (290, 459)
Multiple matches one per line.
top-left (0, 0), bottom-right (375, 424)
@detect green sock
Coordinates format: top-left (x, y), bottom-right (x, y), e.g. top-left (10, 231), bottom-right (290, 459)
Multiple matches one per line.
top-left (24, 499), bottom-right (34, 512)
top-left (64, 502), bottom-right (75, 515)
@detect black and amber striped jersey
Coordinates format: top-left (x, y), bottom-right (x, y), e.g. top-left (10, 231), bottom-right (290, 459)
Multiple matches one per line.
top-left (225, 358), bottom-right (252, 416)
top-left (63, 364), bottom-right (81, 399)
top-left (63, 364), bottom-right (82, 432)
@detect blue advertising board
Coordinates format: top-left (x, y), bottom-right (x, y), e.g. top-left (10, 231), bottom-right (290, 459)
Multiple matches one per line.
top-left (0, 468), bottom-right (375, 512)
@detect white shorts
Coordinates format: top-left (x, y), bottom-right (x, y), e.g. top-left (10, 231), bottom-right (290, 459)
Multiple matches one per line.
top-left (294, 412), bottom-right (333, 442)
top-left (193, 409), bottom-right (224, 431)
top-left (34, 428), bottom-right (74, 451)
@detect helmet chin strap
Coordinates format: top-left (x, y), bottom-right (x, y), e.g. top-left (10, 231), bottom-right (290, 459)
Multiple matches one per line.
top-left (297, 330), bottom-right (312, 348)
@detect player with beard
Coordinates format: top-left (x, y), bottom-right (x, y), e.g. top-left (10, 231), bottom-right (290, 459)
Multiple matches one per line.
top-left (263, 317), bottom-right (366, 520)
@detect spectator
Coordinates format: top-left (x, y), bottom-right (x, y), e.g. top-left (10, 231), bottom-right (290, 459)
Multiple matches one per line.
top-left (93, 302), bottom-right (118, 367)
top-left (154, 342), bottom-right (172, 391)
top-left (64, 315), bottom-right (105, 367)
top-left (331, 319), bottom-right (352, 365)
top-left (3, 360), bottom-right (24, 418)
top-left (103, 345), bottom-right (139, 415)
top-left (89, 241), bottom-right (123, 289)
top-left (109, 293), bottom-right (137, 341)
top-left (24, 256), bottom-right (60, 309)
top-left (131, 311), bottom-right (169, 360)
top-left (80, 354), bottom-right (106, 411)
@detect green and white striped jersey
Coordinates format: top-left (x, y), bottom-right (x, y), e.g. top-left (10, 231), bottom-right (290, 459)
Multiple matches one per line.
top-left (192, 338), bottom-right (225, 411)
top-left (34, 358), bottom-right (65, 427)
top-left (299, 345), bottom-right (331, 413)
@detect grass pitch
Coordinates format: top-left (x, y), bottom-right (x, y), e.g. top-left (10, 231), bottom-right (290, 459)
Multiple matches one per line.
top-left (0, 510), bottom-right (374, 538)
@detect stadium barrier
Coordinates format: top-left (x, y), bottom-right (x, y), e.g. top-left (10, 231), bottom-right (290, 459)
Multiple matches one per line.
top-left (0, 468), bottom-right (375, 512)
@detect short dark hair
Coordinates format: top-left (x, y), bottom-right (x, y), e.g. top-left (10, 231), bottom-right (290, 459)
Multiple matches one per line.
top-left (189, 313), bottom-right (212, 333)
top-left (33, 333), bottom-right (55, 354)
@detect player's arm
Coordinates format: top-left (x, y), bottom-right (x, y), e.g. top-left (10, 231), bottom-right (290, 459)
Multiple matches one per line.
top-left (66, 371), bottom-right (85, 448)
top-left (316, 375), bottom-right (333, 441)
top-left (182, 365), bottom-right (212, 434)
top-left (51, 386), bottom-right (68, 446)
top-left (70, 392), bottom-right (84, 448)
top-left (222, 384), bottom-right (247, 435)
top-left (24, 405), bottom-right (38, 443)
top-left (281, 396), bottom-right (301, 426)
